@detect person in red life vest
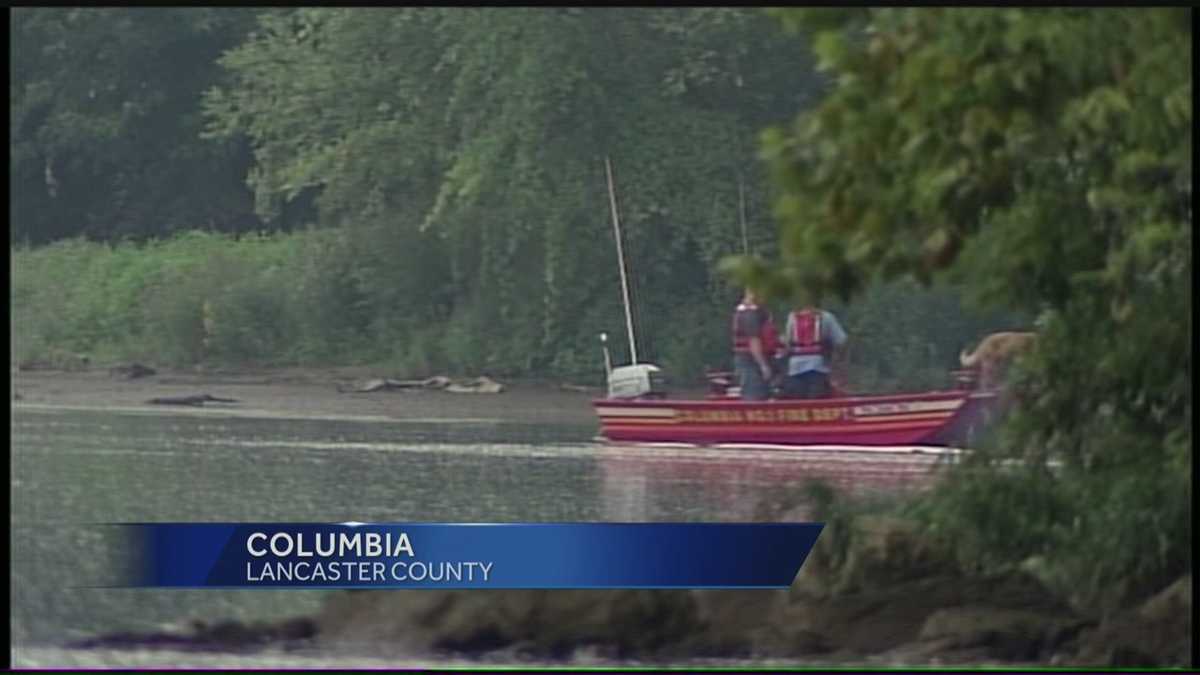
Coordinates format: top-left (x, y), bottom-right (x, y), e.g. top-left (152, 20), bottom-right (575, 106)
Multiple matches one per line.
top-left (731, 288), bottom-right (780, 400)
top-left (781, 297), bottom-right (847, 399)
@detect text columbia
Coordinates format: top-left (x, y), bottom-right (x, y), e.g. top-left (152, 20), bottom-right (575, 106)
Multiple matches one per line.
top-left (244, 531), bottom-right (493, 583)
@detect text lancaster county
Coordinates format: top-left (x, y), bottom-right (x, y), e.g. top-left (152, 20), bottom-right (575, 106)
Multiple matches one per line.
top-left (245, 530), bottom-right (493, 583)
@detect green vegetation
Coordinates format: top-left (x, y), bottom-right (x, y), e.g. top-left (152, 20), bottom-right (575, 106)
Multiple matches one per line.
top-left (735, 7), bottom-right (1191, 612)
top-left (10, 233), bottom-right (1014, 388)
top-left (11, 7), bottom-right (1016, 385)
top-left (14, 233), bottom-right (301, 367)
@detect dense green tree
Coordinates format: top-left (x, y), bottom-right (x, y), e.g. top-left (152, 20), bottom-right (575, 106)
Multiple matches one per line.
top-left (10, 7), bottom-right (264, 243)
top-left (204, 8), bottom-right (817, 376)
top-left (740, 7), bottom-right (1190, 609)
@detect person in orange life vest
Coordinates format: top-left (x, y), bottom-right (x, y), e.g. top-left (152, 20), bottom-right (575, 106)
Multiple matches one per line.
top-left (781, 297), bottom-right (847, 399)
top-left (731, 288), bottom-right (781, 401)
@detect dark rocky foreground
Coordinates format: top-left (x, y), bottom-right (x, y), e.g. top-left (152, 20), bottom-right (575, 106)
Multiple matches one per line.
top-left (69, 517), bottom-right (1192, 667)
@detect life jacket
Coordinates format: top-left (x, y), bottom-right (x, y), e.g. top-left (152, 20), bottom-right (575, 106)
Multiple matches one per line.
top-left (788, 309), bottom-right (824, 356)
top-left (732, 303), bottom-right (780, 355)
top-left (762, 314), bottom-right (781, 356)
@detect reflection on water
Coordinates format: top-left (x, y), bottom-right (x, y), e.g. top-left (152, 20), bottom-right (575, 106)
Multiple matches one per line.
top-left (597, 445), bottom-right (944, 521)
top-left (11, 405), bottom-right (940, 666)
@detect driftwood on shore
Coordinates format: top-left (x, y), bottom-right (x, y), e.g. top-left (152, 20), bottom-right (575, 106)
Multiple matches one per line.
top-left (338, 375), bottom-right (504, 394)
top-left (110, 362), bottom-right (157, 380)
top-left (146, 393), bottom-right (239, 406)
top-left (69, 617), bottom-right (316, 653)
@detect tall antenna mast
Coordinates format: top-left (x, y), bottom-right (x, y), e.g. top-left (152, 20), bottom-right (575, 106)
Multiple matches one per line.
top-left (605, 156), bottom-right (638, 365)
top-left (738, 172), bottom-right (749, 255)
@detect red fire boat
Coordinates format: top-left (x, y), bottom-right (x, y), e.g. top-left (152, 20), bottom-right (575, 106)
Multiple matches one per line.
top-left (592, 367), bottom-right (995, 449)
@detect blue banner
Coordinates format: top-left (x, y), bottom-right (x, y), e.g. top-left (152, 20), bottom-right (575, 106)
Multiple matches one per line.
top-left (118, 523), bottom-right (823, 589)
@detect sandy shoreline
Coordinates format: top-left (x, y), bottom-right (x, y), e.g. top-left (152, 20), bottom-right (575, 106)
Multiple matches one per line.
top-left (10, 366), bottom-right (658, 427)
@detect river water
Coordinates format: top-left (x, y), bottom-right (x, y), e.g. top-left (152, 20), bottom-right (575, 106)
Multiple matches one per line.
top-left (10, 404), bottom-right (943, 668)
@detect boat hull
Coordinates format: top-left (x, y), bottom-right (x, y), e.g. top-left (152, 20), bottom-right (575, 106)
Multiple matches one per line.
top-left (593, 390), bottom-right (996, 448)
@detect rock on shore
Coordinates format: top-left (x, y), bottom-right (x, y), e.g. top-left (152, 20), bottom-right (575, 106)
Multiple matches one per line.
top-left (303, 520), bottom-right (1189, 666)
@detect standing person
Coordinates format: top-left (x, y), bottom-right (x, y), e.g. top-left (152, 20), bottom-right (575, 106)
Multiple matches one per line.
top-left (731, 288), bottom-right (779, 401)
top-left (781, 296), bottom-right (847, 399)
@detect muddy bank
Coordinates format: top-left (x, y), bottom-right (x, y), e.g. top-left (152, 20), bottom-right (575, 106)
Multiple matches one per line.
top-left (70, 618), bottom-right (318, 654)
top-left (11, 366), bottom-right (623, 427)
top-left (67, 577), bottom-right (1192, 668)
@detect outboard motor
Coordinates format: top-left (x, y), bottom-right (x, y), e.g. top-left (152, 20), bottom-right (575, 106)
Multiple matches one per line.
top-left (607, 363), bottom-right (667, 399)
top-left (599, 332), bottom-right (667, 399)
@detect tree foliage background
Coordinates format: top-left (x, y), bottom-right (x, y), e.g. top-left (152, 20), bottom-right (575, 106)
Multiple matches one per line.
top-left (10, 8), bottom-right (265, 242)
top-left (12, 7), bottom-right (1017, 383)
top-left (200, 8), bottom-right (813, 376)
